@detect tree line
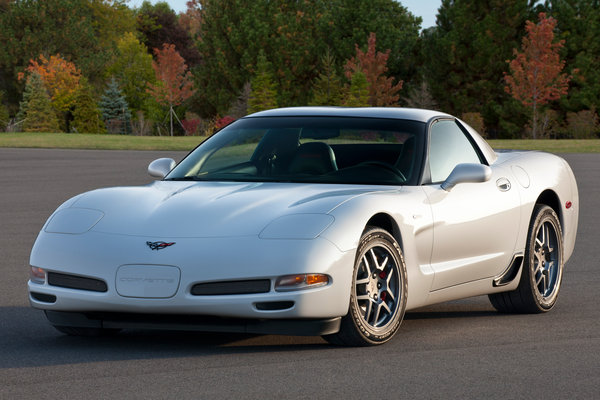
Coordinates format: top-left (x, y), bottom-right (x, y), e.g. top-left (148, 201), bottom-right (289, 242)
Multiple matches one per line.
top-left (0, 0), bottom-right (598, 138)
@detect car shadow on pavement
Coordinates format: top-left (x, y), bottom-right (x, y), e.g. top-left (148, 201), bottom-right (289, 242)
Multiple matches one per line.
top-left (0, 306), bottom-right (331, 369)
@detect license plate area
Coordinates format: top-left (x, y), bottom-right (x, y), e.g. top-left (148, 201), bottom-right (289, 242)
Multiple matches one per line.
top-left (116, 265), bottom-right (181, 298)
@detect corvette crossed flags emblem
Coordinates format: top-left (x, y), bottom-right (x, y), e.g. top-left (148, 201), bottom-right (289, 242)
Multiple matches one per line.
top-left (146, 241), bottom-right (176, 251)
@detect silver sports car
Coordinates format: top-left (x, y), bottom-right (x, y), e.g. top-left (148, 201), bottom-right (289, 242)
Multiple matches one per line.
top-left (29, 107), bottom-right (579, 346)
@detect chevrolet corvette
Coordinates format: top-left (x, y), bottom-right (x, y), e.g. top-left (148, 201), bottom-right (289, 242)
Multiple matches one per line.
top-left (29, 107), bottom-right (579, 346)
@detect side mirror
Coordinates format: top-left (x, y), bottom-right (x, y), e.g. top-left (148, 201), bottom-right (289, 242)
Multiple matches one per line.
top-left (148, 158), bottom-right (176, 179)
top-left (441, 163), bottom-right (492, 191)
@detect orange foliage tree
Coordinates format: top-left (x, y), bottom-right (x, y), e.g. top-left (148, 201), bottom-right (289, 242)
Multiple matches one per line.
top-left (147, 43), bottom-right (195, 135)
top-left (20, 54), bottom-right (82, 114)
top-left (504, 13), bottom-right (570, 139)
top-left (344, 32), bottom-right (403, 107)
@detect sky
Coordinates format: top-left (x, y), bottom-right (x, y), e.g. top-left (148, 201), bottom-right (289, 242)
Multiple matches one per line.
top-left (127, 0), bottom-right (442, 29)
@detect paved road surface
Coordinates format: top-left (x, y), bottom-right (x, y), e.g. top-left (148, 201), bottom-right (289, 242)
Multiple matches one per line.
top-left (1, 148), bottom-right (598, 399)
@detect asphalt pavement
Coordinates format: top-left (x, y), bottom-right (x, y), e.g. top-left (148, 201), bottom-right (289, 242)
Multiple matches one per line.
top-left (0, 148), bottom-right (598, 399)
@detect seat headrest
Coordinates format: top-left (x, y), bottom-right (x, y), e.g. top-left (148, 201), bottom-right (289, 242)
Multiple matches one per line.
top-left (288, 142), bottom-right (338, 175)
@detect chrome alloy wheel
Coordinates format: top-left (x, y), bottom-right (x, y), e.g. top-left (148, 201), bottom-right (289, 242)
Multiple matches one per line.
top-left (532, 214), bottom-right (562, 305)
top-left (324, 227), bottom-right (406, 346)
top-left (354, 243), bottom-right (401, 330)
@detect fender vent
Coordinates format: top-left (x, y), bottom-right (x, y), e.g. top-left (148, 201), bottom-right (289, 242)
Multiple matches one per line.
top-left (191, 279), bottom-right (271, 295)
top-left (48, 272), bottom-right (108, 292)
top-left (493, 255), bottom-right (523, 287)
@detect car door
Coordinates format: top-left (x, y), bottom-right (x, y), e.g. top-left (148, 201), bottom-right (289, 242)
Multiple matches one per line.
top-left (422, 119), bottom-right (521, 291)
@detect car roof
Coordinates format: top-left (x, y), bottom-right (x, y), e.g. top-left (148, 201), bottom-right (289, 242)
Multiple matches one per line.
top-left (245, 107), bottom-right (452, 123)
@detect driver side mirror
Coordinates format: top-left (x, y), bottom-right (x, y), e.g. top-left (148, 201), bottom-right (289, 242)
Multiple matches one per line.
top-left (148, 158), bottom-right (176, 179)
top-left (441, 163), bottom-right (492, 191)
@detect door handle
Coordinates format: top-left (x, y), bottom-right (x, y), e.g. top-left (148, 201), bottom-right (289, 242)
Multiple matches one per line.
top-left (496, 177), bottom-right (511, 192)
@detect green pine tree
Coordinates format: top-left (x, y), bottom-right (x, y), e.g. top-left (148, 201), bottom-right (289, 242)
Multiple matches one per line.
top-left (342, 70), bottom-right (370, 107)
top-left (20, 72), bottom-right (60, 132)
top-left (99, 78), bottom-right (132, 134)
top-left (0, 91), bottom-right (9, 131)
top-left (310, 49), bottom-right (344, 106)
top-left (72, 77), bottom-right (105, 134)
top-left (247, 51), bottom-right (278, 114)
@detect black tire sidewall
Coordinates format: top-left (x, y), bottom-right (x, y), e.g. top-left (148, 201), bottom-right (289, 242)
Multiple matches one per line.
top-left (523, 205), bottom-right (564, 311)
top-left (348, 228), bottom-right (407, 344)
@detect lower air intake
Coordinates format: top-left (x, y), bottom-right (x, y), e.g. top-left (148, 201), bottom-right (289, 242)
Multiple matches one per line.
top-left (48, 272), bottom-right (108, 292)
top-left (191, 279), bottom-right (271, 295)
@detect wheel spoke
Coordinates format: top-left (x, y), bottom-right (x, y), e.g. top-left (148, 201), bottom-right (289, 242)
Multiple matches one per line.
top-left (533, 260), bottom-right (543, 276)
top-left (372, 303), bottom-right (382, 326)
top-left (356, 277), bottom-right (369, 285)
top-left (356, 294), bottom-right (370, 301)
top-left (379, 256), bottom-right (389, 270)
top-left (362, 255), bottom-right (372, 275)
top-left (381, 300), bottom-right (392, 315)
top-left (535, 237), bottom-right (544, 248)
top-left (363, 299), bottom-right (373, 323)
top-left (385, 289), bottom-right (395, 301)
top-left (535, 272), bottom-right (543, 286)
top-left (541, 223), bottom-right (548, 246)
top-left (386, 267), bottom-right (394, 284)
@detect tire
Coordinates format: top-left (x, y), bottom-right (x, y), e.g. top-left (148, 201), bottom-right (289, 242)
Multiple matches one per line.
top-left (53, 325), bottom-right (121, 337)
top-left (489, 204), bottom-right (564, 313)
top-left (324, 227), bottom-right (407, 346)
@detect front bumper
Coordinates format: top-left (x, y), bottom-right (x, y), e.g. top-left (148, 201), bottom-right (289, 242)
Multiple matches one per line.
top-left (29, 231), bottom-right (354, 322)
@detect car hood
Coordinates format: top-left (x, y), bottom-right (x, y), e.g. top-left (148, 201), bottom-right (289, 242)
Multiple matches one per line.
top-left (68, 181), bottom-right (396, 237)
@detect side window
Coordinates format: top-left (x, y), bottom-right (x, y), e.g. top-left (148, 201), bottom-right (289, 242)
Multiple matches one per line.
top-left (429, 120), bottom-right (481, 183)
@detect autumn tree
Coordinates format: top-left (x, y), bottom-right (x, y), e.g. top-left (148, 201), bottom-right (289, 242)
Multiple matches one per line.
top-left (106, 32), bottom-right (156, 114)
top-left (0, 0), bottom-right (135, 108)
top-left (21, 54), bottom-right (82, 131)
top-left (179, 0), bottom-right (202, 41)
top-left (505, 12), bottom-right (571, 139)
top-left (147, 43), bottom-right (195, 136)
top-left (18, 73), bottom-right (60, 132)
top-left (344, 33), bottom-right (403, 107)
top-left (136, 1), bottom-right (201, 67)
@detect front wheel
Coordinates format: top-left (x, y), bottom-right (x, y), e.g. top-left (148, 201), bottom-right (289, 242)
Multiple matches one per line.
top-left (324, 227), bottom-right (407, 346)
top-left (489, 205), bottom-right (564, 313)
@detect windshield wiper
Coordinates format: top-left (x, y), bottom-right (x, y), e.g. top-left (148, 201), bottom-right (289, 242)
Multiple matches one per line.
top-left (164, 176), bottom-right (200, 181)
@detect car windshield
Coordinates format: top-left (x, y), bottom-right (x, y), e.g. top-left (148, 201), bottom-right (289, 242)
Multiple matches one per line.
top-left (166, 116), bottom-right (426, 185)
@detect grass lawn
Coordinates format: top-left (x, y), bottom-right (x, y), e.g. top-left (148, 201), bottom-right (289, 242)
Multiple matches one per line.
top-left (1, 132), bottom-right (600, 153)
top-left (0, 132), bottom-right (207, 151)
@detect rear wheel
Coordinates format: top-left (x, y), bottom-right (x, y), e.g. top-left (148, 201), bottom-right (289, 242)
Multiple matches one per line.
top-left (489, 205), bottom-right (564, 313)
top-left (324, 227), bottom-right (407, 346)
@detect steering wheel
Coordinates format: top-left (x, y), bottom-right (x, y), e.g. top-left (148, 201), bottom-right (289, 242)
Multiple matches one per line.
top-left (357, 161), bottom-right (406, 182)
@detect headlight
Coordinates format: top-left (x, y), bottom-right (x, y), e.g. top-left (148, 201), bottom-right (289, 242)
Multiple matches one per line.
top-left (275, 274), bottom-right (330, 292)
top-left (259, 214), bottom-right (334, 239)
top-left (30, 266), bottom-right (46, 284)
top-left (44, 208), bottom-right (104, 234)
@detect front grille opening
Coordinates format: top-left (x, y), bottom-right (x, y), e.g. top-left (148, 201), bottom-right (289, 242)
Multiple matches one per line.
top-left (31, 292), bottom-right (57, 303)
top-left (191, 279), bottom-right (271, 296)
top-left (255, 301), bottom-right (295, 311)
top-left (48, 272), bottom-right (108, 292)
